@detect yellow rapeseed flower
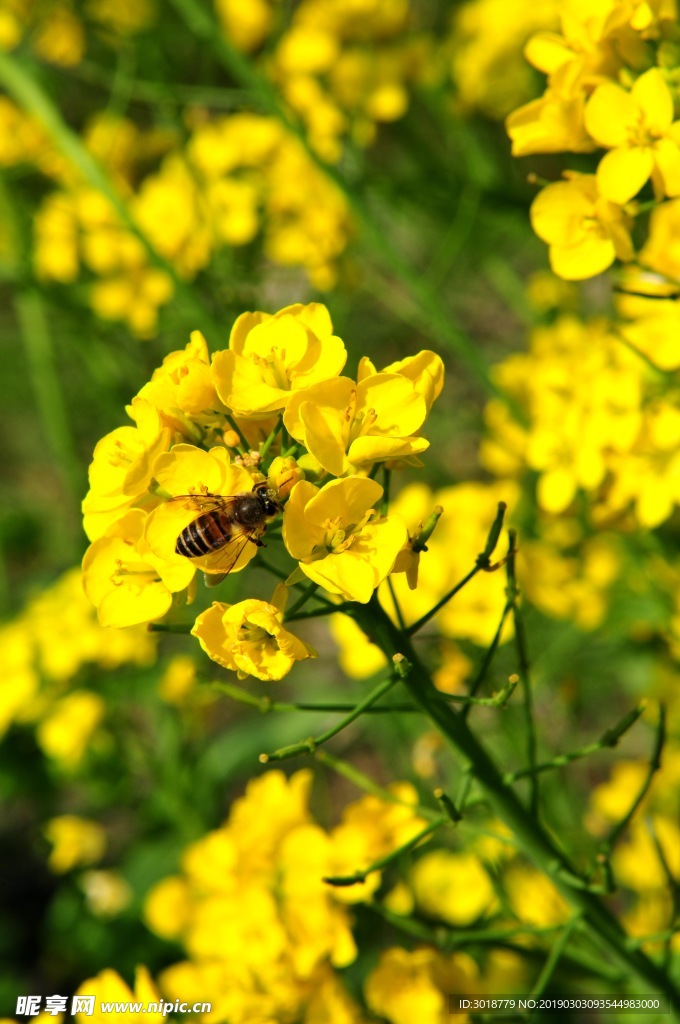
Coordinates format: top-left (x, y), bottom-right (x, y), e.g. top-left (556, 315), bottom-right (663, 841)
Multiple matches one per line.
top-left (212, 302), bottom-right (347, 417)
top-left (82, 398), bottom-right (171, 541)
top-left (74, 967), bottom-right (163, 1024)
top-left (530, 173), bottom-right (634, 279)
top-left (283, 477), bottom-right (408, 602)
top-left (410, 850), bottom-right (496, 925)
top-left (365, 947), bottom-right (480, 1024)
top-left (585, 67), bottom-right (680, 203)
top-left (284, 371), bottom-right (432, 476)
top-left (36, 691), bottom-right (106, 770)
top-left (191, 586), bottom-right (317, 681)
top-left (44, 815), bottom-right (106, 874)
top-left (143, 444), bottom-right (261, 579)
top-left (82, 509), bottom-right (194, 627)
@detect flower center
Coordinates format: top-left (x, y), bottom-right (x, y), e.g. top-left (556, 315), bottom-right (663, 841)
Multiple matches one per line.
top-left (250, 347), bottom-right (290, 391)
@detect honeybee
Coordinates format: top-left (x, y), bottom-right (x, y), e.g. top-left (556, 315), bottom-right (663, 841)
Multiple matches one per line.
top-left (173, 480), bottom-right (282, 586)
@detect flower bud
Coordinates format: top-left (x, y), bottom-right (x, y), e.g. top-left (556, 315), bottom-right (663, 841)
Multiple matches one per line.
top-left (268, 456), bottom-right (305, 499)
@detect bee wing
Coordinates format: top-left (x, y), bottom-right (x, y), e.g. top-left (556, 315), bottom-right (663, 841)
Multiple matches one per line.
top-left (166, 493), bottom-right (239, 514)
top-left (201, 531), bottom-right (260, 587)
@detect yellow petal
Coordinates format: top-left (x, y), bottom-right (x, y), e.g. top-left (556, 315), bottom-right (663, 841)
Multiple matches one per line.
top-left (153, 444), bottom-right (227, 497)
top-left (282, 480), bottom-right (323, 560)
top-left (549, 237), bottom-right (615, 280)
top-left (530, 180), bottom-right (594, 245)
top-left (596, 146), bottom-right (653, 204)
top-left (192, 602), bottom-right (237, 671)
top-left (585, 83), bottom-right (636, 148)
top-left (524, 32), bottom-right (575, 74)
top-left (304, 477), bottom-right (383, 531)
top-left (653, 138), bottom-right (680, 197)
top-left (348, 435), bottom-right (429, 468)
top-left (632, 68), bottom-right (673, 133)
top-left (357, 373), bottom-right (427, 438)
top-left (537, 469), bottom-right (577, 513)
top-left (99, 580), bottom-right (172, 628)
top-left (301, 552), bottom-right (377, 603)
top-left (299, 399), bottom-right (351, 476)
top-left (229, 310), bottom-right (268, 354)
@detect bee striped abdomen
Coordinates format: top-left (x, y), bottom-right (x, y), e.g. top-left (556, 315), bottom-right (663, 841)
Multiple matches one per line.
top-left (176, 511), bottom-right (232, 558)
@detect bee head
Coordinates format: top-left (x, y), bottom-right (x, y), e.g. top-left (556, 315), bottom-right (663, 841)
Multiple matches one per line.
top-left (253, 480), bottom-right (281, 519)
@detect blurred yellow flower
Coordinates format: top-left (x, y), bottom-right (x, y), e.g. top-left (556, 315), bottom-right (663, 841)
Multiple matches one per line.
top-left (530, 174), bottom-right (633, 279)
top-left (144, 876), bottom-right (192, 940)
top-left (283, 477), bottom-right (408, 602)
top-left (612, 815), bottom-right (680, 891)
top-left (215, 0), bottom-right (273, 51)
top-left (36, 691), bottom-right (106, 770)
top-left (329, 782), bottom-right (429, 905)
top-left (44, 816), bottom-right (106, 874)
top-left (365, 947), bottom-right (479, 1024)
top-left (192, 586), bottom-right (317, 681)
top-left (81, 870), bottom-right (132, 917)
top-left (640, 195), bottom-right (680, 280)
top-left (504, 863), bottom-right (570, 927)
top-left (410, 850), bottom-right (496, 925)
top-left (74, 967), bottom-right (163, 1024)
top-left (365, 948), bottom-right (447, 1024)
top-left (329, 613), bottom-right (389, 678)
top-left (585, 68), bottom-right (680, 204)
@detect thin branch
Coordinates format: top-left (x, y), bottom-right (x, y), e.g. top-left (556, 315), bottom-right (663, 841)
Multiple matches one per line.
top-left (506, 528), bottom-right (539, 817)
top-left (260, 665), bottom-right (404, 762)
top-left (503, 702), bottom-right (646, 783)
top-left (407, 502), bottom-right (507, 636)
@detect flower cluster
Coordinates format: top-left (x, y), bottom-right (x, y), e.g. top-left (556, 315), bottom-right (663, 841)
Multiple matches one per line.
top-left (507, 0), bottom-right (680, 282)
top-left (142, 768), bottom-right (430, 1023)
top-left (81, 302), bottom-right (444, 681)
top-left (1, 568), bottom-right (155, 770)
top-left (2, 1), bottom-right (449, 338)
top-left (481, 314), bottom-right (680, 529)
top-left (1, 0), bottom-right (156, 65)
top-left (30, 114), bottom-right (351, 337)
top-left (450, 0), bottom-right (559, 118)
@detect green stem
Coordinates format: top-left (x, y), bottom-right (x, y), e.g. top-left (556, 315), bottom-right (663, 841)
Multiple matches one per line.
top-left (286, 603), bottom-right (350, 621)
top-left (506, 528), bottom-right (539, 816)
top-left (460, 601), bottom-right (513, 721)
top-left (408, 501), bottom-right (507, 636)
top-left (348, 596), bottom-right (680, 1001)
top-left (259, 418), bottom-right (283, 461)
top-left (285, 581), bottom-right (319, 619)
top-left (386, 575), bottom-right (407, 632)
top-left (262, 670), bottom-right (401, 762)
top-left (528, 915), bottom-right (581, 1003)
top-left (407, 565), bottom-right (480, 635)
top-left (314, 748), bottom-right (442, 823)
top-left (365, 903), bottom-right (624, 982)
top-left (14, 289), bottom-right (82, 529)
top-left (601, 706), bottom-right (665, 854)
top-left (503, 702), bottom-right (646, 783)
